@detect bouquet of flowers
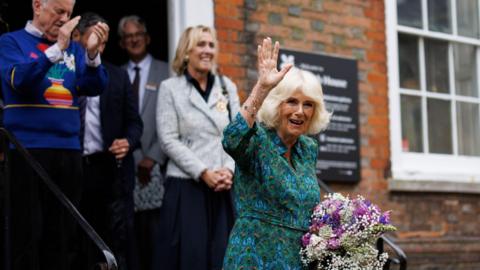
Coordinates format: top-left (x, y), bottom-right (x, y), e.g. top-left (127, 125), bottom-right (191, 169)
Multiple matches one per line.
top-left (300, 193), bottom-right (396, 270)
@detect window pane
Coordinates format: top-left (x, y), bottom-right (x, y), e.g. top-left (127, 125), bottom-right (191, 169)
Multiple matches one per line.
top-left (401, 95), bottom-right (423, 152)
top-left (454, 43), bottom-right (478, 97)
top-left (428, 0), bottom-right (451, 33)
top-left (457, 0), bottom-right (479, 38)
top-left (425, 39), bottom-right (449, 93)
top-left (428, 98), bottom-right (452, 154)
top-left (397, 0), bottom-right (422, 28)
top-left (399, 34), bottom-right (420, 90)
top-left (457, 101), bottom-right (480, 156)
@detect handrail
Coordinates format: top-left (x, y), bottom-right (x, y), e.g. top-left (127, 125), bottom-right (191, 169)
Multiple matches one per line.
top-left (0, 127), bottom-right (117, 270)
top-left (378, 235), bottom-right (407, 270)
top-left (318, 178), bottom-right (407, 270)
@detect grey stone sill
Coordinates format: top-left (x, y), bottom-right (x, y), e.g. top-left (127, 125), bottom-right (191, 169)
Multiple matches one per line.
top-left (389, 179), bottom-right (480, 194)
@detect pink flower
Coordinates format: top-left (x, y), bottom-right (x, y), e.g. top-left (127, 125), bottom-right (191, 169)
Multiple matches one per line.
top-left (302, 233), bottom-right (311, 247)
top-left (327, 238), bottom-right (340, 250)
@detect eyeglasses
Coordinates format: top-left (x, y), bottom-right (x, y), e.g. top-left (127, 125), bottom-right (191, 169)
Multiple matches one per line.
top-left (123, 31), bottom-right (146, 41)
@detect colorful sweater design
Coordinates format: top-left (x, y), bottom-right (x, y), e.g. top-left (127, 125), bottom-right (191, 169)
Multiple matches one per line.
top-left (0, 29), bottom-right (108, 149)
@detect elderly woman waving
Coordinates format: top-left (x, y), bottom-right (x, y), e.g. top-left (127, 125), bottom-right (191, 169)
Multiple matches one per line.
top-left (222, 38), bottom-right (331, 269)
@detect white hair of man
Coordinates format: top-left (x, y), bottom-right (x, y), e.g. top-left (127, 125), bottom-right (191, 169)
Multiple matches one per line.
top-left (32, 0), bottom-right (76, 6)
top-left (117, 15), bottom-right (147, 38)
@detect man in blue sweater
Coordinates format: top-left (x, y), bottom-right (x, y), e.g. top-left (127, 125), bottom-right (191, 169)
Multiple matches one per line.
top-left (0, 0), bottom-right (109, 269)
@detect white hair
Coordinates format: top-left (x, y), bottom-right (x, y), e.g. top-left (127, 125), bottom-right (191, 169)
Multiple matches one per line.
top-left (117, 15), bottom-right (147, 38)
top-left (257, 67), bottom-right (331, 135)
top-left (33, 0), bottom-right (76, 5)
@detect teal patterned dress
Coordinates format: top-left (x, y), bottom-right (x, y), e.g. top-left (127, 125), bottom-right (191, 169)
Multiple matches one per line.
top-left (222, 113), bottom-right (321, 270)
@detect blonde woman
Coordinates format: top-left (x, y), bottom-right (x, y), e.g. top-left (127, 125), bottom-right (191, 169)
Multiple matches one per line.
top-left (154, 25), bottom-right (240, 270)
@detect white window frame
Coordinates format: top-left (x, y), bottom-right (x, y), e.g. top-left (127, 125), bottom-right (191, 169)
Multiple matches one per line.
top-left (386, 0), bottom-right (480, 186)
top-left (167, 0), bottom-right (214, 65)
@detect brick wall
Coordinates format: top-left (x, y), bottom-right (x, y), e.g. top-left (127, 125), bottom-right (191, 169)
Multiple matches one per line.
top-left (214, 0), bottom-right (248, 101)
top-left (392, 193), bottom-right (480, 269)
top-left (214, 0), bottom-right (480, 269)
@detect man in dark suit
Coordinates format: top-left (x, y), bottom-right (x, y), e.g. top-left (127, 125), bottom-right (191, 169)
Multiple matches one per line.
top-left (72, 12), bottom-right (143, 270)
top-left (118, 14), bottom-right (169, 270)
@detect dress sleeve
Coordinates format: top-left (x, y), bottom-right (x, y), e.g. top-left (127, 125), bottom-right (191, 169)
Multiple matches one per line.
top-left (222, 112), bottom-right (260, 169)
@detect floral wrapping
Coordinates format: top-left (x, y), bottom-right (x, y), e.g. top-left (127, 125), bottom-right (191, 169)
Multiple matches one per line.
top-left (300, 193), bottom-right (396, 270)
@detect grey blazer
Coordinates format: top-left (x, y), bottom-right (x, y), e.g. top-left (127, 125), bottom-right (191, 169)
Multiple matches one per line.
top-left (123, 58), bottom-right (169, 211)
top-left (156, 74), bottom-right (240, 181)
top-left (123, 59), bottom-right (169, 165)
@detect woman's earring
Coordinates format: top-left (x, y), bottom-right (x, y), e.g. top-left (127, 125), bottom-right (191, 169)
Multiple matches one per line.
top-left (184, 55), bottom-right (189, 63)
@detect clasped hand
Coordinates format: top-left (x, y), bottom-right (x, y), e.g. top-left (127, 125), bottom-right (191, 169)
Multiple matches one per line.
top-left (201, 168), bottom-right (233, 192)
top-left (109, 138), bottom-right (130, 160)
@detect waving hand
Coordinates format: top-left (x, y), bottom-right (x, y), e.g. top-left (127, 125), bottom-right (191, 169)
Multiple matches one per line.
top-left (256, 37), bottom-right (292, 91)
top-left (240, 37), bottom-right (292, 127)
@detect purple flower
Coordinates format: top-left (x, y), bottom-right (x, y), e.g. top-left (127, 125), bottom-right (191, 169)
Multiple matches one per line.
top-left (329, 211), bottom-right (341, 229)
top-left (302, 233), bottom-right (311, 247)
top-left (304, 193), bottom-right (396, 260)
top-left (321, 214), bottom-right (330, 223)
top-left (379, 211), bottom-right (391, 224)
top-left (333, 227), bottom-right (344, 237)
top-left (310, 219), bottom-right (325, 233)
top-left (353, 204), bottom-right (367, 217)
top-left (327, 238), bottom-right (340, 250)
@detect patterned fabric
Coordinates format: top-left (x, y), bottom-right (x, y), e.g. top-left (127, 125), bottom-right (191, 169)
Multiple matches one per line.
top-left (133, 163), bottom-right (164, 211)
top-left (222, 113), bottom-right (321, 269)
top-left (224, 218), bottom-right (305, 270)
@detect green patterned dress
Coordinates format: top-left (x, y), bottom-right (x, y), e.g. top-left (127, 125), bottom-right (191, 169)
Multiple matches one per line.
top-left (222, 113), bottom-right (321, 270)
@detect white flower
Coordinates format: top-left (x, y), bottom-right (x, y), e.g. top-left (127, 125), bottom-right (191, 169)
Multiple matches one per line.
top-left (62, 52), bottom-right (76, 71)
top-left (301, 193), bottom-right (396, 269)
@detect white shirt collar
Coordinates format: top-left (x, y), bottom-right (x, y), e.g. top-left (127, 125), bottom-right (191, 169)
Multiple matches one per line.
top-left (128, 53), bottom-right (152, 71)
top-left (25, 21), bottom-right (44, 38)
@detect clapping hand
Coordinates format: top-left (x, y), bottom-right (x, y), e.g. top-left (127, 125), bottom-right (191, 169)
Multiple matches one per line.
top-left (256, 37), bottom-right (292, 93)
top-left (86, 22), bottom-right (109, 59)
top-left (57, 16), bottom-right (81, 51)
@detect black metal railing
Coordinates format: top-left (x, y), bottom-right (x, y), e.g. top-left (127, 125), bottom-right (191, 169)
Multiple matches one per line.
top-left (318, 179), bottom-right (407, 270)
top-left (0, 127), bottom-right (117, 270)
